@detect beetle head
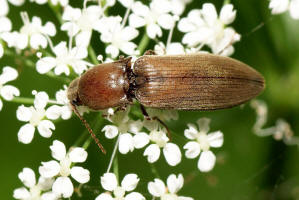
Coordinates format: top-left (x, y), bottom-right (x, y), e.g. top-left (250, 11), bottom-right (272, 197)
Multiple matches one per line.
top-left (67, 77), bottom-right (82, 106)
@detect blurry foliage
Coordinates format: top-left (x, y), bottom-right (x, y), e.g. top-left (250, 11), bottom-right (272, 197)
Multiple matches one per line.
top-left (0, 0), bottom-right (299, 200)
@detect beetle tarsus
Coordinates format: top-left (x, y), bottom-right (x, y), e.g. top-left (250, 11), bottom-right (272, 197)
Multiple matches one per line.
top-left (144, 50), bottom-right (156, 55)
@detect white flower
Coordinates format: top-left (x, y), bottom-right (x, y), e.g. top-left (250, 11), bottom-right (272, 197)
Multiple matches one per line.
top-left (13, 167), bottom-right (57, 200)
top-left (18, 12), bottom-right (56, 49)
top-left (46, 86), bottom-right (73, 120)
top-left (143, 128), bottom-right (181, 166)
top-left (154, 42), bottom-right (185, 55)
top-left (0, 66), bottom-right (20, 111)
top-left (97, 16), bottom-right (139, 58)
top-left (269, 0), bottom-right (299, 19)
top-left (183, 118), bottom-right (223, 172)
top-left (178, 3), bottom-right (240, 56)
top-left (0, 0), bottom-right (24, 16)
top-left (129, 0), bottom-right (176, 38)
top-left (0, 12), bottom-right (12, 58)
top-left (17, 91), bottom-right (55, 144)
top-left (36, 41), bottom-right (92, 76)
top-left (61, 5), bottom-right (103, 46)
top-left (95, 173), bottom-right (145, 200)
top-left (102, 108), bottom-right (146, 154)
top-left (39, 140), bottom-right (90, 198)
top-left (168, 0), bottom-right (192, 16)
top-left (148, 174), bottom-right (193, 200)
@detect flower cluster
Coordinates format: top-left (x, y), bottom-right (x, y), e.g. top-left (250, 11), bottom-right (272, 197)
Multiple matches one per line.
top-left (269, 0), bottom-right (299, 19)
top-left (14, 140), bottom-right (90, 199)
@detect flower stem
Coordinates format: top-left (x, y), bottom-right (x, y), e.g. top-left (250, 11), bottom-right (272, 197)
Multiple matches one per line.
top-left (106, 135), bottom-right (120, 173)
top-left (48, 2), bottom-right (63, 24)
top-left (88, 46), bottom-right (99, 65)
top-left (113, 152), bottom-right (119, 183)
top-left (10, 97), bottom-right (34, 104)
top-left (138, 33), bottom-right (150, 55)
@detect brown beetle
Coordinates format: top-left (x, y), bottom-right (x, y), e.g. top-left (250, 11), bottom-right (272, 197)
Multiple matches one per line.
top-left (68, 53), bottom-right (265, 153)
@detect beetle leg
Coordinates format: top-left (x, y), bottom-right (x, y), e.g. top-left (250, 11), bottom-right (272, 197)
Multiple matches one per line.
top-left (140, 104), bottom-right (172, 140)
top-left (143, 50), bottom-right (157, 55)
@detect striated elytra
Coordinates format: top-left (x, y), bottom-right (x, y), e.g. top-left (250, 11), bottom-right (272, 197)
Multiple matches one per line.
top-left (67, 53), bottom-right (265, 111)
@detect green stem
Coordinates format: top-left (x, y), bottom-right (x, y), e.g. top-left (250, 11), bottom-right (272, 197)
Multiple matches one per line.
top-left (113, 153), bottom-right (119, 183)
top-left (88, 46), bottom-right (99, 65)
top-left (138, 33), bottom-right (150, 55)
top-left (48, 2), bottom-right (63, 24)
top-left (10, 97), bottom-right (34, 104)
top-left (224, 0), bottom-right (231, 5)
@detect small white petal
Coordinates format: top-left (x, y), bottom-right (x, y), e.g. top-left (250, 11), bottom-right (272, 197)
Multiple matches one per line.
top-left (290, 0), bottom-right (299, 19)
top-left (120, 42), bottom-right (137, 56)
top-left (0, 0), bottom-right (9, 16)
top-left (269, 0), bottom-right (289, 14)
top-left (129, 14), bottom-right (146, 28)
top-left (18, 168), bottom-right (36, 188)
top-left (0, 16), bottom-right (11, 32)
top-left (52, 177), bottom-right (74, 198)
top-left (119, 133), bottom-right (134, 154)
top-left (0, 66), bottom-right (18, 84)
top-left (157, 14), bottom-right (175, 29)
top-left (60, 105), bottom-right (72, 119)
top-left (178, 197), bottom-right (194, 200)
top-left (184, 123), bottom-right (198, 140)
top-left (167, 174), bottom-right (183, 194)
top-left (50, 140), bottom-right (66, 161)
top-left (143, 144), bottom-right (160, 163)
top-left (37, 176), bottom-right (55, 190)
top-left (30, 34), bottom-right (47, 49)
top-left (69, 147), bottom-right (88, 163)
top-left (75, 31), bottom-right (92, 47)
top-left (34, 91), bottom-right (49, 109)
top-left (45, 105), bottom-right (61, 120)
top-left (101, 173), bottom-right (117, 191)
top-left (18, 124), bottom-right (35, 144)
top-left (36, 57), bottom-right (57, 74)
top-left (163, 143), bottom-right (182, 166)
top-left (37, 120), bottom-right (55, 138)
top-left (102, 125), bottom-right (119, 139)
top-left (0, 85), bottom-right (20, 100)
top-left (220, 4), bottom-right (236, 24)
top-left (106, 44), bottom-right (119, 58)
top-left (201, 3), bottom-right (218, 26)
top-left (16, 105), bottom-right (32, 122)
top-left (39, 161), bottom-right (60, 178)
top-left (133, 132), bottom-right (150, 149)
top-left (121, 174), bottom-right (139, 191)
top-left (147, 178), bottom-right (165, 197)
top-left (147, 23), bottom-right (162, 38)
top-left (41, 191), bottom-right (59, 200)
top-left (198, 151), bottom-right (216, 172)
top-left (70, 166), bottom-right (90, 183)
top-left (183, 141), bottom-right (201, 159)
top-left (125, 192), bottom-right (145, 200)
top-left (95, 193), bottom-right (114, 200)
top-left (207, 131), bottom-right (224, 148)
top-left (13, 187), bottom-right (30, 199)
top-left (166, 43), bottom-right (185, 55)
top-left (43, 22), bottom-right (56, 36)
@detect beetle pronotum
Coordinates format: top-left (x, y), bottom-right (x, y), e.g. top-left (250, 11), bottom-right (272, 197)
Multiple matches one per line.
top-left (68, 53), bottom-right (265, 153)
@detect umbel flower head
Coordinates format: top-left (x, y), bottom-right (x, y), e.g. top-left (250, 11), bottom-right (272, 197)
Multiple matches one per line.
top-left (148, 173), bottom-right (193, 200)
top-left (96, 172), bottom-right (145, 200)
top-left (184, 118), bottom-right (224, 172)
top-left (39, 140), bottom-right (90, 198)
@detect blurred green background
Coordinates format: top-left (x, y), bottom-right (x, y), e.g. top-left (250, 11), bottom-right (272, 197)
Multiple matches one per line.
top-left (1, 0), bottom-right (299, 199)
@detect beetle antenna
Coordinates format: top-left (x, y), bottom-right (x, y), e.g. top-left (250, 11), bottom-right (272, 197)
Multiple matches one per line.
top-left (71, 104), bottom-right (106, 154)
